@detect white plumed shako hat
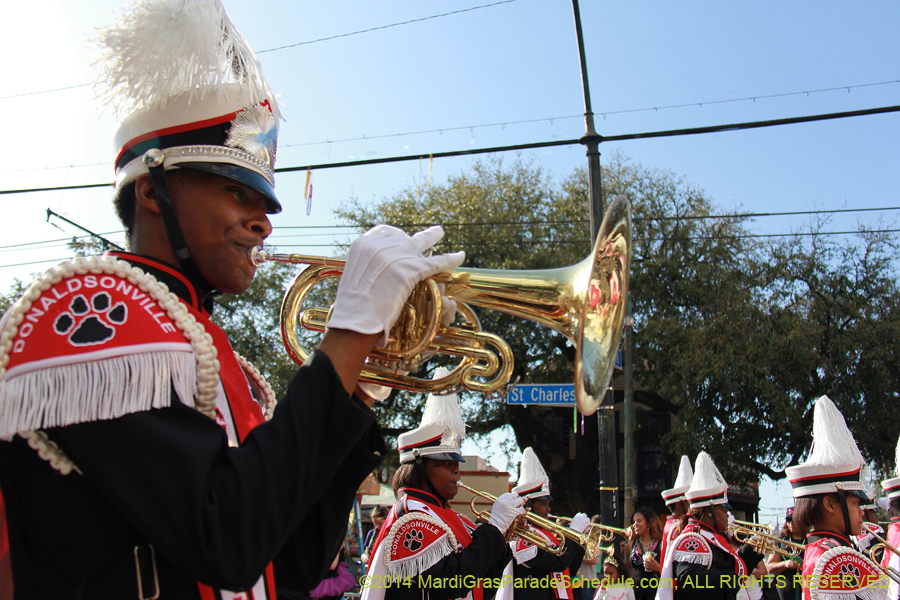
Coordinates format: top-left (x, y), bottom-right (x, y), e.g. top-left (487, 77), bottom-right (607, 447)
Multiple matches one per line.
top-left (685, 452), bottom-right (730, 509)
top-left (785, 396), bottom-right (865, 499)
top-left (95, 0), bottom-right (282, 213)
top-left (661, 455), bottom-right (693, 505)
top-left (512, 447), bottom-right (551, 501)
top-left (397, 367), bottom-right (466, 464)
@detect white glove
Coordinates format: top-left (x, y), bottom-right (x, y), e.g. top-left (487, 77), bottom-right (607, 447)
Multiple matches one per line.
top-left (569, 512), bottom-right (590, 534)
top-left (878, 497), bottom-right (892, 511)
top-left (328, 225), bottom-right (465, 346)
top-left (488, 492), bottom-right (526, 535)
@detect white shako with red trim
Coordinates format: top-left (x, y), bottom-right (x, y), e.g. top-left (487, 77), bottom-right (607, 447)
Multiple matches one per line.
top-left (881, 436), bottom-right (900, 499)
top-left (96, 0), bottom-right (282, 213)
top-left (397, 367), bottom-right (466, 465)
top-left (662, 455), bottom-right (694, 505)
top-left (511, 447), bottom-right (551, 501)
top-left (785, 396), bottom-right (866, 499)
top-left (685, 452), bottom-right (730, 509)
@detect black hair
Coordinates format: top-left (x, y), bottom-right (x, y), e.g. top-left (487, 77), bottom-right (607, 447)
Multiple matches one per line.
top-left (793, 494), bottom-right (836, 533)
top-left (391, 462), bottom-right (426, 494)
top-left (114, 181), bottom-right (137, 241)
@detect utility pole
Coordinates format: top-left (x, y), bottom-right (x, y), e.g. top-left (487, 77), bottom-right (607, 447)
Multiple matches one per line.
top-left (623, 298), bottom-right (636, 524)
top-left (570, 0), bottom-right (618, 527)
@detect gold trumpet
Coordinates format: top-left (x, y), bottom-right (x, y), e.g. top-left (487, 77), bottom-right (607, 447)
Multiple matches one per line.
top-left (525, 515), bottom-right (606, 561)
top-left (552, 516), bottom-right (634, 543)
top-left (251, 196), bottom-right (632, 416)
top-left (865, 529), bottom-right (900, 586)
top-left (729, 524), bottom-right (805, 559)
top-left (456, 482), bottom-right (566, 555)
top-left (732, 519), bottom-right (773, 534)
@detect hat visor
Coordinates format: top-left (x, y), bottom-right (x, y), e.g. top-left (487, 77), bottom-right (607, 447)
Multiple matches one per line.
top-left (531, 494), bottom-right (553, 502)
top-left (426, 452), bottom-right (466, 462)
top-left (179, 162), bottom-right (282, 214)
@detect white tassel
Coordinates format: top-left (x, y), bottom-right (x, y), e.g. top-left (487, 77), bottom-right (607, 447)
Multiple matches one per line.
top-left (894, 435), bottom-right (900, 478)
top-left (520, 447), bottom-right (549, 486)
top-left (672, 550), bottom-right (712, 568)
top-left (386, 537), bottom-right (456, 581)
top-left (93, 0), bottom-right (279, 120)
top-left (691, 452), bottom-right (725, 491)
top-left (808, 396), bottom-right (863, 468)
top-left (674, 455), bottom-right (693, 488)
top-left (421, 366), bottom-right (466, 447)
top-left (0, 352), bottom-right (196, 441)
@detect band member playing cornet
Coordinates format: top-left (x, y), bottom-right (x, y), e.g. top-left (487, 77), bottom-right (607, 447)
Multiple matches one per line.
top-left (510, 448), bottom-right (588, 600)
top-left (361, 369), bottom-right (524, 600)
top-left (786, 396), bottom-right (889, 600)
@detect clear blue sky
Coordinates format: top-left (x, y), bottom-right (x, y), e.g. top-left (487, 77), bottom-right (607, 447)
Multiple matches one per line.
top-left (1, 0), bottom-right (898, 515)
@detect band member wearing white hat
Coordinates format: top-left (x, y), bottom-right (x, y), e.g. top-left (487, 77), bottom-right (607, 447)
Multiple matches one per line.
top-left (511, 447), bottom-right (588, 600)
top-left (786, 396), bottom-right (889, 600)
top-left (361, 368), bottom-right (524, 600)
top-left (660, 456), bottom-right (693, 564)
top-left (0, 1), bottom-right (465, 598)
top-left (879, 436), bottom-right (900, 599)
top-left (663, 452), bottom-right (760, 600)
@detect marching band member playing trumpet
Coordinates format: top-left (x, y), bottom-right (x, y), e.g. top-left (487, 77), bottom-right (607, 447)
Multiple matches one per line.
top-left (510, 448), bottom-right (587, 600)
top-left (664, 452), bottom-right (758, 600)
top-left (879, 436), bottom-right (900, 599)
top-left (361, 369), bottom-right (523, 600)
top-left (0, 0), bottom-right (466, 597)
top-left (854, 490), bottom-right (886, 566)
top-left (785, 396), bottom-right (889, 600)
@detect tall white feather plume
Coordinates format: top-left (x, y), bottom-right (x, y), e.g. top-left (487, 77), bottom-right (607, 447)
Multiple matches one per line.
top-left (894, 435), bottom-right (900, 478)
top-left (421, 367), bottom-right (466, 446)
top-left (93, 0), bottom-right (279, 120)
top-left (690, 452), bottom-right (725, 491)
top-left (520, 447), bottom-right (549, 485)
top-left (807, 396), bottom-right (863, 468)
top-left (674, 455), bottom-right (694, 488)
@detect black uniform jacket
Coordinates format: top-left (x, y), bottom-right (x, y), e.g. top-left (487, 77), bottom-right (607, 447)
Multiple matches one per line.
top-left (0, 254), bottom-right (387, 599)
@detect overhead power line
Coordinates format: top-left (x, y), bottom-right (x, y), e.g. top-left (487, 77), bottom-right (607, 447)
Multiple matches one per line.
top-left (5, 103), bottom-right (900, 197)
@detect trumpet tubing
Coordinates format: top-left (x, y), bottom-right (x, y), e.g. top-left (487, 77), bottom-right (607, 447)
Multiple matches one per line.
top-left (455, 482), bottom-right (566, 555)
top-left (729, 525), bottom-right (805, 558)
top-left (253, 196), bottom-right (632, 415)
top-left (865, 530), bottom-right (900, 586)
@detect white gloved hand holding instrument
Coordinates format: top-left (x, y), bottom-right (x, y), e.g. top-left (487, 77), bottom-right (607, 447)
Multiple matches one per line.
top-left (488, 492), bottom-right (527, 535)
top-left (328, 225), bottom-right (465, 346)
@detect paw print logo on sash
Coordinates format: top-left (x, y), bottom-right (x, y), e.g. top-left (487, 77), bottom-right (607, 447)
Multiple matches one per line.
top-left (809, 545), bottom-right (889, 600)
top-left (54, 292), bottom-right (128, 345)
top-left (672, 532), bottom-right (712, 568)
top-left (384, 512), bottom-right (458, 580)
top-left (404, 528), bottom-right (425, 552)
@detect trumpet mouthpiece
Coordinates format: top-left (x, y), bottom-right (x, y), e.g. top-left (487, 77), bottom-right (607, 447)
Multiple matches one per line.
top-left (250, 246), bottom-right (268, 266)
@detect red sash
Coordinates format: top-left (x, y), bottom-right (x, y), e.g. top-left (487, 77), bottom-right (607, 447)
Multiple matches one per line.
top-left (661, 515), bottom-right (680, 562)
top-left (881, 518), bottom-right (900, 570)
top-left (190, 307), bottom-right (276, 600)
top-left (514, 526), bottom-right (574, 600)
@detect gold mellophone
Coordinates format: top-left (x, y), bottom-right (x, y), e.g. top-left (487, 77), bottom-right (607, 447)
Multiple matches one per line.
top-left (250, 196), bottom-right (632, 416)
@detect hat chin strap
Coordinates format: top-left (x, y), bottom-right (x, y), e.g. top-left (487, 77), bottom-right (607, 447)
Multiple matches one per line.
top-left (144, 151), bottom-right (217, 298)
top-left (836, 485), bottom-right (852, 537)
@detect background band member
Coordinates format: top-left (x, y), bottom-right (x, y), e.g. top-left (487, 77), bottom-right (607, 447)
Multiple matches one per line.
top-left (764, 507), bottom-right (805, 600)
top-left (0, 1), bottom-right (464, 597)
top-left (854, 490), bottom-right (886, 566)
top-left (666, 452), bottom-right (753, 600)
top-left (786, 396), bottom-right (888, 600)
top-left (510, 447), bottom-right (587, 600)
top-left (880, 437), bottom-right (900, 599)
top-left (660, 456), bottom-right (693, 562)
top-left (361, 369), bottom-right (524, 600)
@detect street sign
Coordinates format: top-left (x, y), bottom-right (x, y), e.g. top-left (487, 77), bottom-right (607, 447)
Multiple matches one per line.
top-left (507, 384), bottom-right (576, 406)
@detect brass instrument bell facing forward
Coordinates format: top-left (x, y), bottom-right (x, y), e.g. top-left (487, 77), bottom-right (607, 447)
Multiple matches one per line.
top-left (253, 195), bottom-right (632, 416)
